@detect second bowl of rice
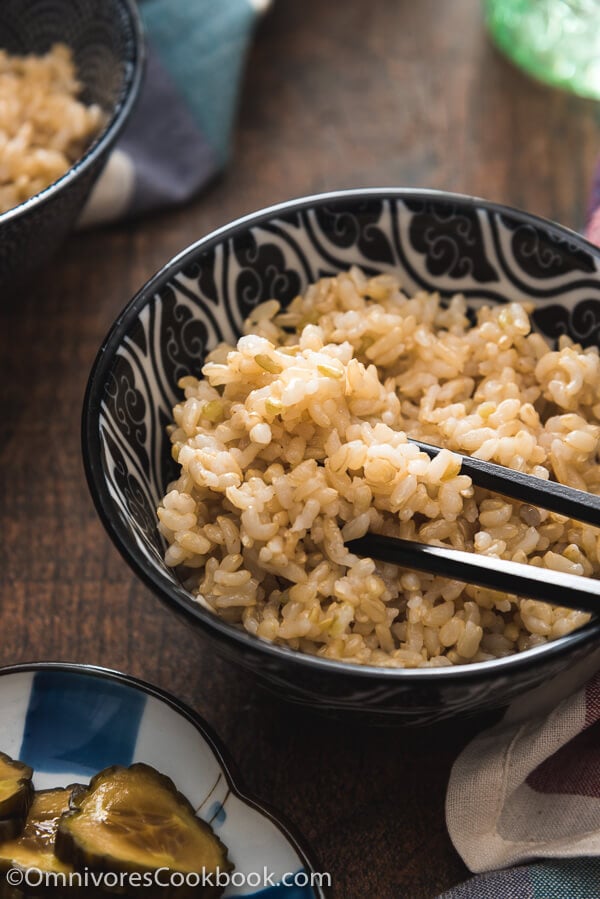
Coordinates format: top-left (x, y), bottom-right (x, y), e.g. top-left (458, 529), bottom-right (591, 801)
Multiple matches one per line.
top-left (83, 189), bottom-right (600, 723)
top-left (0, 0), bottom-right (144, 292)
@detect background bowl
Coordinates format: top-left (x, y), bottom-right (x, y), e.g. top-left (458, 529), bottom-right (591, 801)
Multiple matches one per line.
top-left (83, 188), bottom-right (600, 724)
top-left (0, 662), bottom-right (326, 897)
top-left (0, 0), bottom-right (144, 293)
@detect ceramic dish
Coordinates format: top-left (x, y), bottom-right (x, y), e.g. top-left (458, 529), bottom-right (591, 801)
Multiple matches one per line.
top-left (83, 188), bottom-right (600, 724)
top-left (0, 662), bottom-right (327, 898)
top-left (0, 0), bottom-right (144, 292)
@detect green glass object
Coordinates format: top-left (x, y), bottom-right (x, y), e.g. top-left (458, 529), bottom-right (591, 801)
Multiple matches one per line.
top-left (484, 0), bottom-right (600, 99)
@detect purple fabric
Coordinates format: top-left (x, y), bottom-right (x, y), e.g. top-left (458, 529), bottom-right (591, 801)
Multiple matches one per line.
top-left (118, 46), bottom-right (216, 215)
top-left (585, 156), bottom-right (600, 244)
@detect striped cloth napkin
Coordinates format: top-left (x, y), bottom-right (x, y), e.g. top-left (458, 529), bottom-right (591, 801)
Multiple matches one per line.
top-left (79, 0), bottom-right (269, 226)
top-left (439, 187), bottom-right (600, 898)
top-left (439, 655), bottom-right (600, 898)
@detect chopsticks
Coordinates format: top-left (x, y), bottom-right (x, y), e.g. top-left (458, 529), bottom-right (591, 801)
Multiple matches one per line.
top-left (346, 534), bottom-right (600, 613)
top-left (409, 438), bottom-right (600, 529)
top-left (346, 439), bottom-right (600, 613)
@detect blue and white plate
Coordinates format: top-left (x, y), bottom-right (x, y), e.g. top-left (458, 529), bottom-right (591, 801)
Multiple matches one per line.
top-left (0, 663), bottom-right (327, 898)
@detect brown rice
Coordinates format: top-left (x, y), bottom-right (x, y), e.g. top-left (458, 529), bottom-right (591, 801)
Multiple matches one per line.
top-left (157, 267), bottom-right (598, 668)
top-left (0, 44), bottom-right (102, 213)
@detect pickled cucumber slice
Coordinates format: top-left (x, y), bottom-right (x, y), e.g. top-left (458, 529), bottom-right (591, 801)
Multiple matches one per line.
top-left (56, 765), bottom-right (231, 891)
top-left (0, 786), bottom-right (87, 897)
top-left (0, 754), bottom-right (33, 839)
top-left (0, 786), bottom-right (81, 874)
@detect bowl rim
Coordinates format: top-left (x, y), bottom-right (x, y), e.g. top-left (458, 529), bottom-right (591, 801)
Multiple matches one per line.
top-left (82, 186), bottom-right (600, 683)
top-left (0, 0), bottom-right (145, 226)
top-left (0, 660), bottom-right (329, 896)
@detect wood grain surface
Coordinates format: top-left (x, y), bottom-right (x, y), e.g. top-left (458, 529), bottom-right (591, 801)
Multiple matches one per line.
top-left (1, 1), bottom-right (599, 896)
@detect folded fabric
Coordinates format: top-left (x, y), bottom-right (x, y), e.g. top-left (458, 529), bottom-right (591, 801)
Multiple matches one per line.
top-left (437, 859), bottom-right (600, 899)
top-left (439, 636), bottom-right (600, 897)
top-left (79, 0), bottom-right (270, 226)
top-left (586, 158), bottom-right (600, 245)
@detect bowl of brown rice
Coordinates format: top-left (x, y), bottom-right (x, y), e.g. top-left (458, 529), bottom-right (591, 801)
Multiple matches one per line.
top-left (83, 189), bottom-right (600, 724)
top-left (0, 0), bottom-right (144, 292)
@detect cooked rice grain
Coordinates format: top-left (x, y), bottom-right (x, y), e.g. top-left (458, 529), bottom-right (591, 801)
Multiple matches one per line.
top-left (158, 268), bottom-right (598, 668)
top-left (0, 44), bottom-right (102, 213)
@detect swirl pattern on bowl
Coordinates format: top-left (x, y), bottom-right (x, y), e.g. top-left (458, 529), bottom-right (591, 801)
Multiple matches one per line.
top-left (84, 190), bottom-right (600, 723)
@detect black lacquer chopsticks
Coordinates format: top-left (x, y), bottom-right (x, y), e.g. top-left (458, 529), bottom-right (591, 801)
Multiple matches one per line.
top-left (409, 437), bottom-right (600, 529)
top-left (347, 439), bottom-right (600, 612)
top-left (347, 534), bottom-right (599, 613)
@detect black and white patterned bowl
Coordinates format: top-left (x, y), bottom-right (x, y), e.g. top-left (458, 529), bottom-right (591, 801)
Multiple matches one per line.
top-left (0, 0), bottom-right (144, 293)
top-left (83, 189), bottom-right (600, 724)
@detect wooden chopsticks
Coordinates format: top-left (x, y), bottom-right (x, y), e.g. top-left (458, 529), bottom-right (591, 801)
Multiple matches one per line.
top-left (347, 439), bottom-right (600, 613)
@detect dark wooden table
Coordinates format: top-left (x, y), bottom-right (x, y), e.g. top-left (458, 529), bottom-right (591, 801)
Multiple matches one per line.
top-left (2, 1), bottom-right (599, 896)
